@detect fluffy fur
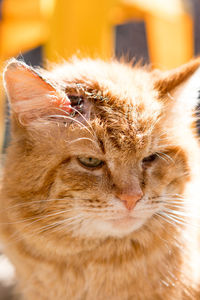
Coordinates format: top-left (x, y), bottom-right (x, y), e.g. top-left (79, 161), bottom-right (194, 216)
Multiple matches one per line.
top-left (0, 57), bottom-right (200, 299)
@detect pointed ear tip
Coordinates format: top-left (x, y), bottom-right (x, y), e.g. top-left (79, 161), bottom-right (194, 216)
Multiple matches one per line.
top-left (3, 59), bottom-right (29, 83)
top-left (4, 59), bottom-right (27, 73)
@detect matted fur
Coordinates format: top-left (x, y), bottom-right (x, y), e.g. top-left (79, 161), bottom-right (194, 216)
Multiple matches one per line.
top-left (0, 57), bottom-right (200, 299)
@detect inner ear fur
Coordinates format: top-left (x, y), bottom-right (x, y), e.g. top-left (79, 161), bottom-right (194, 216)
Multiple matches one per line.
top-left (154, 58), bottom-right (200, 96)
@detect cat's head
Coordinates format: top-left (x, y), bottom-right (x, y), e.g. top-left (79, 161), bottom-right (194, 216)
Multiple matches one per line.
top-left (2, 58), bottom-right (200, 242)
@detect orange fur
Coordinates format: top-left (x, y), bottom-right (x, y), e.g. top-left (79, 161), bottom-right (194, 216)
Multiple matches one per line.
top-left (0, 58), bottom-right (200, 299)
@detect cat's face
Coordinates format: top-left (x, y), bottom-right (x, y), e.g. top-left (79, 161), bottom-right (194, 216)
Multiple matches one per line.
top-left (2, 58), bottom-right (199, 241)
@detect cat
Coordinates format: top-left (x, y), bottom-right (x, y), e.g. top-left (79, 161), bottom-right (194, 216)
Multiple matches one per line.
top-left (0, 57), bottom-right (200, 300)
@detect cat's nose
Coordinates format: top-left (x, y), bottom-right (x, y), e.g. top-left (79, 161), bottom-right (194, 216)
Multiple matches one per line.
top-left (117, 192), bottom-right (143, 211)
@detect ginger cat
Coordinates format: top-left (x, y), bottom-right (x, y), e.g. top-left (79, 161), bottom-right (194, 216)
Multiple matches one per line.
top-left (0, 57), bottom-right (200, 299)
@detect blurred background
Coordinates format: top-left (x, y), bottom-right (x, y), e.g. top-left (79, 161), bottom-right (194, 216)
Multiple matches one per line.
top-left (0, 0), bottom-right (200, 298)
top-left (0, 0), bottom-right (200, 152)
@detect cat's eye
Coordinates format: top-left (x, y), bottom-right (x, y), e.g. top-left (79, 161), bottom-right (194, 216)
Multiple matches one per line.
top-left (77, 156), bottom-right (104, 169)
top-left (142, 153), bottom-right (157, 166)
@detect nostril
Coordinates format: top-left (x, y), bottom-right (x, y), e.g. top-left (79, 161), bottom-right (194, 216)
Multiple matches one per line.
top-left (119, 194), bottom-right (140, 202)
top-left (117, 192), bottom-right (143, 211)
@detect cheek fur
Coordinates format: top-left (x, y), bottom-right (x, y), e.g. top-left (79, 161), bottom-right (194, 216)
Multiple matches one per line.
top-left (144, 148), bottom-right (190, 197)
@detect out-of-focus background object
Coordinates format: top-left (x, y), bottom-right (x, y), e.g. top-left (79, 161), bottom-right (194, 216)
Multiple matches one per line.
top-left (0, 254), bottom-right (15, 300)
top-left (46, 0), bottom-right (194, 69)
top-left (0, 0), bottom-right (199, 153)
top-left (0, 0), bottom-right (196, 68)
top-left (0, 0), bottom-right (200, 299)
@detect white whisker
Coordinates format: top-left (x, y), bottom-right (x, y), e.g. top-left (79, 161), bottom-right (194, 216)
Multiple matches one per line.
top-left (67, 137), bottom-right (98, 146)
top-left (47, 113), bottom-right (94, 137)
top-left (69, 106), bottom-right (96, 136)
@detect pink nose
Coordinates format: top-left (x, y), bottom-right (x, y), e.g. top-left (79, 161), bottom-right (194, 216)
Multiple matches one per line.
top-left (117, 192), bottom-right (143, 210)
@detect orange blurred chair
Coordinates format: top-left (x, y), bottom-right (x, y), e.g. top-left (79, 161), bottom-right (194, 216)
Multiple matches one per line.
top-left (45, 0), bottom-right (193, 70)
top-left (0, 0), bottom-right (53, 151)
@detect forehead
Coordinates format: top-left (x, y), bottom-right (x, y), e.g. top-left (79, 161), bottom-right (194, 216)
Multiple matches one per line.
top-left (52, 59), bottom-right (154, 97)
top-left (51, 59), bottom-right (162, 112)
top-left (50, 60), bottom-right (163, 153)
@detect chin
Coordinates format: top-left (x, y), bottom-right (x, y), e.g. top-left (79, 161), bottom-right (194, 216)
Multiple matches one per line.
top-left (75, 216), bottom-right (149, 239)
top-left (103, 216), bottom-right (148, 238)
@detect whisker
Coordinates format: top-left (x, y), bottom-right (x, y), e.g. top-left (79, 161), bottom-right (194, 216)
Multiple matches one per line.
top-left (67, 137), bottom-right (98, 146)
top-left (155, 212), bottom-right (183, 227)
top-left (1, 197), bottom-right (99, 212)
top-left (158, 211), bottom-right (199, 228)
top-left (35, 217), bottom-right (82, 235)
top-left (164, 204), bottom-right (189, 210)
top-left (69, 106), bottom-right (96, 136)
top-left (0, 209), bottom-right (79, 225)
top-left (1, 213), bottom-right (84, 246)
top-left (162, 208), bottom-right (193, 218)
top-left (47, 113), bottom-right (94, 137)
top-left (157, 152), bottom-right (175, 164)
top-left (156, 153), bottom-right (170, 164)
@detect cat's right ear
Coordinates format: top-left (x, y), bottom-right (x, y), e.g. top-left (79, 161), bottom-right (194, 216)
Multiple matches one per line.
top-left (3, 59), bottom-right (71, 125)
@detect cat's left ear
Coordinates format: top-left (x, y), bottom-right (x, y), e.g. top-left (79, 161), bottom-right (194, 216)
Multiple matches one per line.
top-left (154, 58), bottom-right (200, 107)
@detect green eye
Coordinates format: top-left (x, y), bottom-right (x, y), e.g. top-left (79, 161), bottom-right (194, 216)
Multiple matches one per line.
top-left (77, 157), bottom-right (104, 169)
